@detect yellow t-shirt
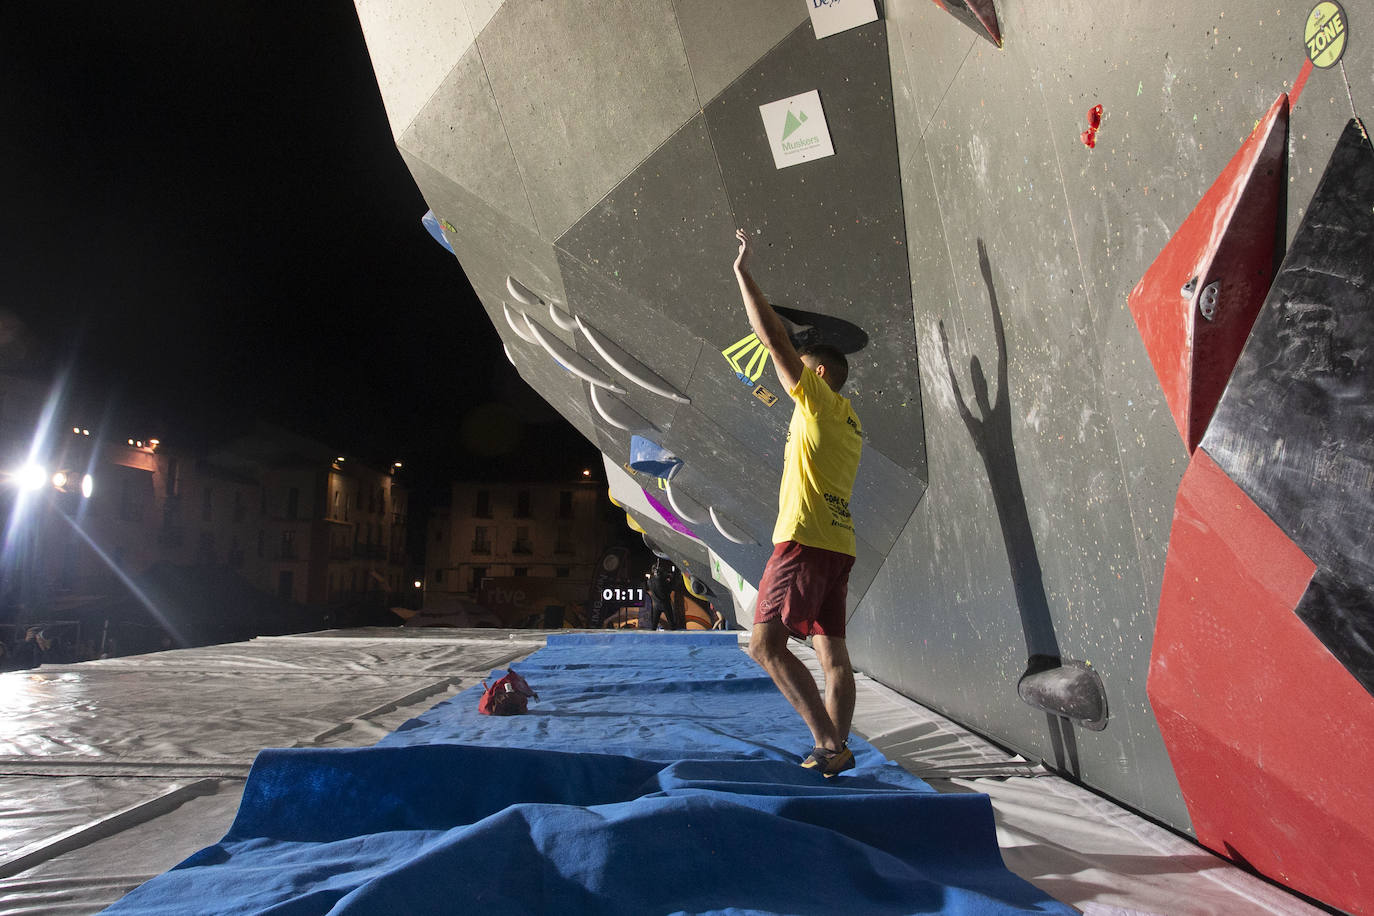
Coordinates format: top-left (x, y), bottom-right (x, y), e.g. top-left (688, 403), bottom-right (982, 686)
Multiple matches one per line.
top-left (772, 367), bottom-right (863, 555)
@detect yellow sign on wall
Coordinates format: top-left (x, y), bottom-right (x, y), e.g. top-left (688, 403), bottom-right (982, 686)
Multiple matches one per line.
top-left (1306, 1), bottom-right (1349, 68)
top-left (722, 332), bottom-right (771, 385)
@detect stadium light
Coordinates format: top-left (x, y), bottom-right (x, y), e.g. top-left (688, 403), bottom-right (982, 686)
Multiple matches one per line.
top-left (14, 463), bottom-right (47, 491)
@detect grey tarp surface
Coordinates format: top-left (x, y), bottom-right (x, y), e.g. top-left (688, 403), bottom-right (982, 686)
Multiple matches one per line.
top-left (0, 629), bottom-right (1321, 915)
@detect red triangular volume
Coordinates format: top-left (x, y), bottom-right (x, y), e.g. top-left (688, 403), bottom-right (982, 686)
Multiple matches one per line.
top-left (927, 0), bottom-right (1002, 48)
top-left (1149, 449), bottom-right (1373, 914)
top-left (1127, 93), bottom-right (1289, 452)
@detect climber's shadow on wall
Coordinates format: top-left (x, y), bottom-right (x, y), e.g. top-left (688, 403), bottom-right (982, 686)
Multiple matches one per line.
top-left (937, 239), bottom-right (1108, 776)
top-left (773, 304), bottom-right (869, 356)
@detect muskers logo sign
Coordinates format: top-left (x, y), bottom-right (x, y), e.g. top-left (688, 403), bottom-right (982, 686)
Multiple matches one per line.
top-left (760, 90), bottom-right (835, 169)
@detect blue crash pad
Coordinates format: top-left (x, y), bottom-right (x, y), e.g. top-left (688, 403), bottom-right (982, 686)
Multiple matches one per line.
top-left (104, 633), bottom-right (1073, 915)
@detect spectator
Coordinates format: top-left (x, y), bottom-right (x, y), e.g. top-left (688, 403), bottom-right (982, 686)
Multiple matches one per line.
top-left (13, 627), bottom-right (51, 670)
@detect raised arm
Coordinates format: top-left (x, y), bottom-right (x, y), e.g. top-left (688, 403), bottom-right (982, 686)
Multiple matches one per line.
top-left (734, 229), bottom-right (804, 392)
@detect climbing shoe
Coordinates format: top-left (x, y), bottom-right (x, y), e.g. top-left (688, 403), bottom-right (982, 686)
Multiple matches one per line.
top-left (800, 744), bottom-right (854, 777)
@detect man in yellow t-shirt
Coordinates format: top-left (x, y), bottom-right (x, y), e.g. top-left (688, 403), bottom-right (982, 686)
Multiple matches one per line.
top-left (733, 228), bottom-right (863, 778)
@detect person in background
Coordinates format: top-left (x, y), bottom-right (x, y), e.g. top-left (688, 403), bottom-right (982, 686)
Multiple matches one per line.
top-left (639, 560), bottom-right (681, 630)
top-left (13, 627), bottom-right (52, 670)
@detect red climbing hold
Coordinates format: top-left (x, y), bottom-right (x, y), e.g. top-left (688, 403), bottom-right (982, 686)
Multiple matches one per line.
top-left (1081, 105), bottom-right (1103, 148)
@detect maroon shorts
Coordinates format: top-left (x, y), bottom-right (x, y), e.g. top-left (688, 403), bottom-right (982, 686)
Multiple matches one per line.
top-left (753, 541), bottom-right (855, 639)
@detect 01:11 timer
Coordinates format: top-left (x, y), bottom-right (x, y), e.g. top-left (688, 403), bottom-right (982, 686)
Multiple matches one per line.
top-left (603, 588), bottom-right (645, 602)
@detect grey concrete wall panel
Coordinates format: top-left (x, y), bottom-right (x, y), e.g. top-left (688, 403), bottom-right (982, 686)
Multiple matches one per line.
top-left (679, 348), bottom-right (789, 483)
top-left (670, 0), bottom-right (808, 106)
top-left (662, 410), bottom-right (777, 533)
top-left (858, 17), bottom-right (1189, 827)
top-left (1000, 3), bottom-right (1306, 595)
top-left (885, 0), bottom-right (978, 150)
top-left (400, 151), bottom-right (568, 322)
top-left (555, 251), bottom-right (701, 432)
top-left (398, 44), bottom-right (537, 234)
top-left (845, 531), bottom-right (885, 619)
top-left (463, 0), bottom-right (505, 39)
top-left (850, 443), bottom-right (926, 558)
top-left (502, 342), bottom-right (602, 447)
top-left (654, 405), bottom-right (776, 586)
top-left (923, 49), bottom-right (1156, 657)
top-left (354, 0), bottom-right (477, 138)
top-left (703, 20), bottom-right (927, 477)
top-left (555, 116), bottom-right (743, 350)
top-left (851, 487), bottom-right (1047, 738)
top-left (477, 0), bottom-right (701, 240)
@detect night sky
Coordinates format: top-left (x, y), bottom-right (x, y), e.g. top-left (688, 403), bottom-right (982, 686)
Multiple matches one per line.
top-left (1, 3), bottom-right (598, 497)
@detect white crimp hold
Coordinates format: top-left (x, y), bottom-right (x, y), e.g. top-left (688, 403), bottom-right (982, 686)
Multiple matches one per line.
top-left (575, 316), bottom-right (691, 404)
top-left (506, 275), bottom-right (544, 307)
top-left (709, 505), bottom-right (758, 546)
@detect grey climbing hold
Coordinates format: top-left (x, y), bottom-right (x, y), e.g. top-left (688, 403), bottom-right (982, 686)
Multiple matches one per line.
top-left (1017, 655), bottom-right (1109, 731)
top-left (1198, 281), bottom-right (1220, 321)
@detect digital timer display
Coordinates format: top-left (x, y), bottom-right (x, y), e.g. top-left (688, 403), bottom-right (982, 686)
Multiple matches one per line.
top-left (602, 587), bottom-right (645, 602)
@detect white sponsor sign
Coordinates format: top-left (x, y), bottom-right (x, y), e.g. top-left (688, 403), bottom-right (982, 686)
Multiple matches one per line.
top-left (709, 549), bottom-right (758, 629)
top-left (806, 0), bottom-right (878, 39)
top-left (759, 90), bottom-right (835, 169)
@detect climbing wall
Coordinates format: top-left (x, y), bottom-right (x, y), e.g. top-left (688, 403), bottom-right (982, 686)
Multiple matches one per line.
top-left (356, 1), bottom-right (1373, 910)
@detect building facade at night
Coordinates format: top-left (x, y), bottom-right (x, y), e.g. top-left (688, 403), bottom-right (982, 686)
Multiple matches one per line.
top-left (197, 426), bottom-right (411, 607)
top-left (0, 381), bottom-right (409, 644)
top-left (424, 477), bottom-right (613, 604)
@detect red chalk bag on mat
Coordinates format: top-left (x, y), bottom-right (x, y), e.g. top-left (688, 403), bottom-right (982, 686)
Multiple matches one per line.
top-left (479, 668), bottom-right (538, 716)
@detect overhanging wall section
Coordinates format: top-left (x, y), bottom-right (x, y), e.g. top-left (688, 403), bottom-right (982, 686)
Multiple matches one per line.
top-left (865, 0), bottom-right (1371, 836)
top-left (356, 0), bottom-right (1374, 871)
